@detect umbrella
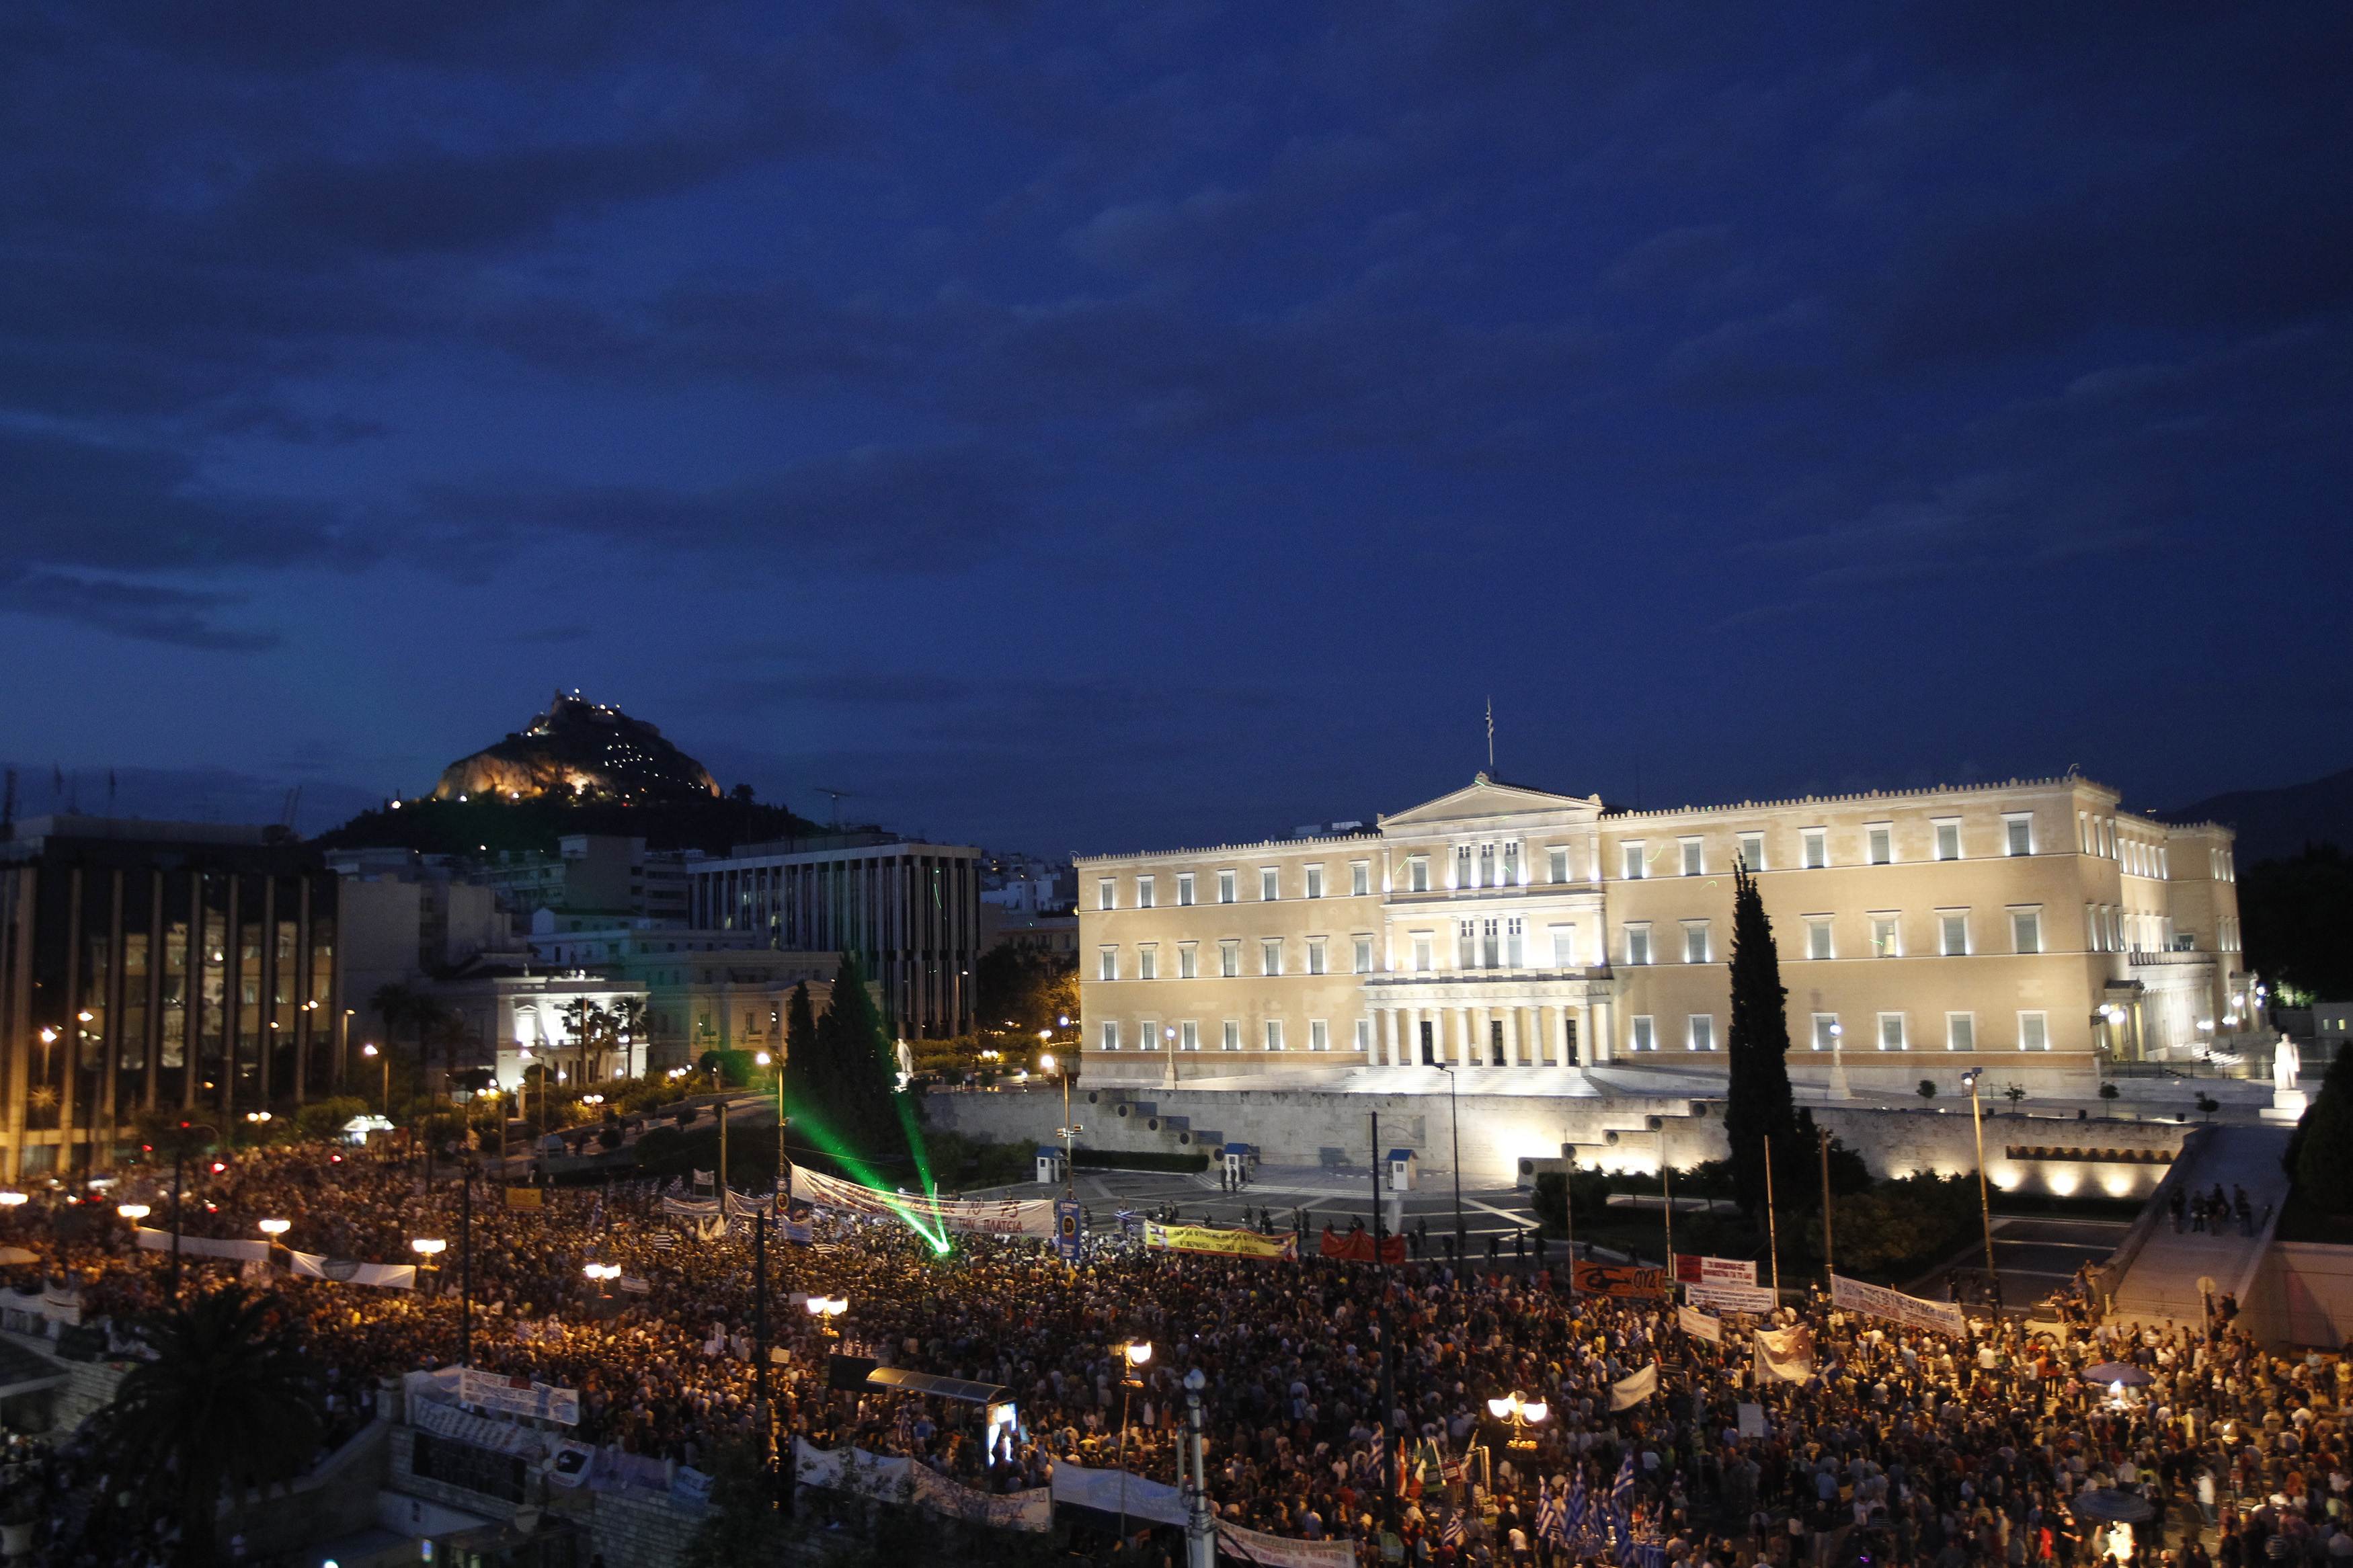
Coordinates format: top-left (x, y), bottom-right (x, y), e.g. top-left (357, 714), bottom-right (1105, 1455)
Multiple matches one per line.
top-left (2071, 1489), bottom-right (2155, 1524)
top-left (2081, 1362), bottom-right (2153, 1387)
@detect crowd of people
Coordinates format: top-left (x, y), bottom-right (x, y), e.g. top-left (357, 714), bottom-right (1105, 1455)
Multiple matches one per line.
top-left (1, 1138), bottom-right (2347, 1568)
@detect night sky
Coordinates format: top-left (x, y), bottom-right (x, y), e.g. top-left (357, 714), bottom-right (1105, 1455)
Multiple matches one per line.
top-left (5, 3), bottom-right (2348, 856)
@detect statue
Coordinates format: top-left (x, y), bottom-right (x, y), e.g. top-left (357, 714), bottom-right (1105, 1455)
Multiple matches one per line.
top-left (2274, 1034), bottom-right (2301, 1091)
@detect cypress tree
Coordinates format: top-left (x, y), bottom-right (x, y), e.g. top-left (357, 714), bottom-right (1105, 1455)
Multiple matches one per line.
top-left (1724, 862), bottom-right (1801, 1215)
top-left (813, 952), bottom-right (903, 1161)
top-left (779, 981), bottom-right (820, 1135)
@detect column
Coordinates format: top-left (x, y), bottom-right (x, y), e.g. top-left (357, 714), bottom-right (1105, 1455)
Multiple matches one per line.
top-left (1377, 1008), bottom-right (1394, 1067)
top-left (1591, 997), bottom-right (1612, 1065)
top-left (1453, 1007), bottom-right (1473, 1067)
top-left (1504, 1005), bottom-right (1523, 1067)
top-left (1535, 1004), bottom-right (1555, 1068)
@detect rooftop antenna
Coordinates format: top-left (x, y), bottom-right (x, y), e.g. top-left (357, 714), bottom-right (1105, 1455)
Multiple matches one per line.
top-left (1485, 696), bottom-right (1495, 776)
top-left (815, 787), bottom-right (852, 829)
top-left (280, 786), bottom-right (303, 831)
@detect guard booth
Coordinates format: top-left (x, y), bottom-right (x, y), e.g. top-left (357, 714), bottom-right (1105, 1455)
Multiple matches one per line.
top-left (1386, 1149), bottom-right (1418, 1192)
top-left (1221, 1143), bottom-right (1257, 1185)
top-left (1035, 1145), bottom-right (1067, 1186)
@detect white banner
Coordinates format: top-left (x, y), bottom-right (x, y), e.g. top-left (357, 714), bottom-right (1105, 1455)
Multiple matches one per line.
top-left (134, 1227), bottom-right (267, 1262)
top-left (1737, 1403), bottom-right (1767, 1438)
top-left (458, 1368), bottom-right (582, 1426)
top-left (0, 1285), bottom-right (83, 1326)
top-left (1674, 1253), bottom-right (1758, 1286)
top-left (1753, 1324), bottom-right (1816, 1384)
top-left (1050, 1459), bottom-right (1191, 1527)
top-left (411, 1393), bottom-right (547, 1456)
top-left (908, 1466), bottom-right (1052, 1532)
top-left (1609, 1362), bottom-right (1659, 1409)
top-left (287, 1251), bottom-right (417, 1290)
top-left (1685, 1280), bottom-right (1778, 1315)
top-left (1220, 1522), bottom-right (1357, 1567)
top-left (1830, 1272), bottom-right (1968, 1338)
top-left (1676, 1305), bottom-right (1722, 1344)
top-left (792, 1165), bottom-right (1055, 1239)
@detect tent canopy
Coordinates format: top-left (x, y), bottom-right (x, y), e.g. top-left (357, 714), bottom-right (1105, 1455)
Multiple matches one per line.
top-left (862, 1366), bottom-right (1010, 1405)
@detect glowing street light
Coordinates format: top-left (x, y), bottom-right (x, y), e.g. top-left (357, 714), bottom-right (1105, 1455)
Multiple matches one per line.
top-left (257, 1218), bottom-right (290, 1238)
top-left (582, 1262), bottom-right (621, 1282)
top-left (0, 1192), bottom-right (29, 1209)
top-left (410, 1237), bottom-right (446, 1259)
top-left (1486, 1390), bottom-right (1549, 1448)
top-left (116, 1203), bottom-right (151, 1223)
top-left (1122, 1339), bottom-right (1153, 1370)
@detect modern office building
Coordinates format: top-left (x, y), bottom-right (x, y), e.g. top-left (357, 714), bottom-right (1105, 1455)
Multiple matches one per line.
top-left (688, 836), bottom-right (981, 1039)
top-left (0, 817), bottom-right (344, 1177)
top-left (1075, 773), bottom-right (2249, 1089)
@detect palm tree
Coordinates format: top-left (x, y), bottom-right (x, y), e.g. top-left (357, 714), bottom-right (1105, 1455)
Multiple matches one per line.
top-left (608, 995), bottom-right (649, 1080)
top-left (107, 1286), bottom-right (325, 1566)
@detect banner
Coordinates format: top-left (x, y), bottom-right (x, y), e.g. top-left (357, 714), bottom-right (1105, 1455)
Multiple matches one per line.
top-left (1220, 1522), bottom-right (1357, 1567)
top-left (134, 1227), bottom-right (267, 1262)
top-left (662, 1196), bottom-right (721, 1216)
top-left (1145, 1223), bottom-right (1298, 1262)
top-left (1318, 1229), bottom-right (1406, 1264)
top-left (1830, 1272), bottom-right (1968, 1338)
top-left (1050, 1459), bottom-right (1191, 1527)
top-left (286, 1251), bottom-right (417, 1290)
top-left (411, 1393), bottom-right (546, 1456)
top-left (1609, 1363), bottom-right (1659, 1410)
top-left (1055, 1198), bottom-right (1083, 1265)
top-left (1676, 1305), bottom-right (1722, 1344)
top-left (1737, 1403), bottom-right (1767, 1438)
top-left (1753, 1324), bottom-right (1816, 1384)
top-left (458, 1368), bottom-right (582, 1426)
top-left (1673, 1253), bottom-right (1757, 1286)
top-left (504, 1187), bottom-right (543, 1209)
top-left (1572, 1259), bottom-right (1666, 1299)
top-left (797, 1439), bottom-right (1050, 1532)
top-left (792, 1165), bottom-right (1056, 1239)
top-left (908, 1466), bottom-right (1052, 1532)
top-left (1685, 1280), bottom-right (1777, 1315)
top-left (0, 1284), bottom-right (82, 1326)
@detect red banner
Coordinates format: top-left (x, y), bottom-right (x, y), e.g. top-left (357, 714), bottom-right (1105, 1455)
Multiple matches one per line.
top-left (1318, 1229), bottom-right (1407, 1264)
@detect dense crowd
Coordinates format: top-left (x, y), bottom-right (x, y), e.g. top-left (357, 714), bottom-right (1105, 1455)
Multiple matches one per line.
top-left (3, 1140), bottom-right (2348, 1568)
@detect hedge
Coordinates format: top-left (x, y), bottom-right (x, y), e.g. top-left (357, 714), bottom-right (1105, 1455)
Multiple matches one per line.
top-left (1072, 1148), bottom-right (1209, 1174)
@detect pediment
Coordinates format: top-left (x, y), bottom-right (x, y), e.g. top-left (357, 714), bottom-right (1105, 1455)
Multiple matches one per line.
top-left (1378, 774), bottom-right (1599, 831)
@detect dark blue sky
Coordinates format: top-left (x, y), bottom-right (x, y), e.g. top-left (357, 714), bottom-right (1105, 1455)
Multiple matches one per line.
top-left (4, 3), bottom-right (2348, 854)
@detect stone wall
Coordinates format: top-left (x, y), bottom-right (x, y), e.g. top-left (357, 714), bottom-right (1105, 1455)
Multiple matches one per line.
top-left (387, 1423), bottom-right (715, 1568)
top-left (2247, 1242), bottom-right (2353, 1348)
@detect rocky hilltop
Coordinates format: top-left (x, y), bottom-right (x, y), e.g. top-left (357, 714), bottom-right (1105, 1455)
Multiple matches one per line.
top-left (432, 691), bottom-right (720, 804)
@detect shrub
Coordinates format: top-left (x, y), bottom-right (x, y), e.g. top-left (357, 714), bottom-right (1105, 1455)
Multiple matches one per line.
top-left (1917, 1079), bottom-right (1938, 1101)
top-left (1071, 1148), bottom-right (1207, 1174)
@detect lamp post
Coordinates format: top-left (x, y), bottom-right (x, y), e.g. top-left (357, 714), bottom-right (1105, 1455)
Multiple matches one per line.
top-left (756, 1050), bottom-right (787, 1192)
top-left (803, 1294), bottom-right (848, 1340)
top-left (116, 1202), bottom-right (149, 1225)
top-left (1115, 1340), bottom-right (1153, 1541)
top-left (1434, 1063), bottom-right (1465, 1262)
top-left (157, 1120), bottom-right (219, 1305)
top-left (410, 1237), bottom-right (446, 1296)
top-left (1484, 1390), bottom-right (1550, 1451)
top-left (1183, 1366), bottom-right (1214, 1568)
top-left (582, 1260), bottom-right (621, 1311)
top-left (1958, 1069), bottom-right (2001, 1312)
top-left (362, 1043), bottom-right (387, 1114)
top-left (1043, 1050), bottom-right (1080, 1198)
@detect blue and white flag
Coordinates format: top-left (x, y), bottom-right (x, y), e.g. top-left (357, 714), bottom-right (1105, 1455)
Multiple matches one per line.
top-left (1610, 1450), bottom-right (1636, 1516)
top-left (1537, 1483), bottom-right (1568, 1547)
top-left (1442, 1510), bottom-right (1466, 1549)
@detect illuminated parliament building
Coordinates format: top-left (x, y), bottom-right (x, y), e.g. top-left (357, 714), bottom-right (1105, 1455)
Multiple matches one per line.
top-left (1074, 774), bottom-right (2249, 1092)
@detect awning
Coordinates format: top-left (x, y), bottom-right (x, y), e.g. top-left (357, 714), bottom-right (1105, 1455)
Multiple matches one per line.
top-left (861, 1366), bottom-right (1010, 1405)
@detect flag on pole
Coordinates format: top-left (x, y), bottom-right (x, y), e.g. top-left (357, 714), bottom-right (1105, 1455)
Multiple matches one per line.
top-left (1609, 1450), bottom-right (1636, 1516)
top-left (1442, 1510), bottom-right (1466, 1549)
top-left (1538, 1483), bottom-right (1568, 1547)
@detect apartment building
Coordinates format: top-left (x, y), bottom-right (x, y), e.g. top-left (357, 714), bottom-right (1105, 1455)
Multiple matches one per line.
top-left (1074, 773), bottom-right (2248, 1087)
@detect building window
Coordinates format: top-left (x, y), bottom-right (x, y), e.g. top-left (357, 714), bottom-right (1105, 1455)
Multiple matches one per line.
top-left (1946, 1013), bottom-right (1975, 1051)
top-left (1222, 1020), bottom-right (1240, 1051)
top-left (1179, 1020), bottom-right (1199, 1051)
top-left (1801, 828), bottom-right (1827, 869)
top-left (1098, 878), bottom-right (1116, 911)
top-left (1811, 1014), bottom-right (1840, 1051)
top-left (1407, 856), bottom-right (1429, 893)
top-left (1683, 922), bottom-right (1710, 964)
top-left (1099, 947), bottom-right (1118, 982)
top-left (1219, 940), bottom-right (1240, 978)
top-left (1505, 917), bottom-right (1524, 968)
top-left (1622, 843), bottom-right (1646, 880)
top-left (1354, 1018), bottom-right (1372, 1053)
top-left (1176, 873), bottom-right (1195, 907)
top-left (1306, 938), bottom-right (1327, 976)
top-left (1265, 1020), bottom-right (1284, 1051)
top-left (1940, 912), bottom-right (1969, 956)
top-left (1101, 1020), bottom-right (1120, 1051)
top-left (1549, 925), bottom-right (1577, 967)
top-left (1138, 945), bottom-right (1158, 981)
top-left (1412, 934), bottom-right (1433, 973)
top-left (1477, 843), bottom-right (1495, 888)
top-left (1867, 824), bottom-right (1893, 866)
top-left (1305, 864), bottom-right (1325, 899)
top-left (1481, 917), bottom-right (1501, 968)
top-left (1630, 1015), bottom-right (1656, 1053)
top-left (1260, 867), bottom-right (1280, 901)
top-left (1503, 840), bottom-right (1521, 884)
top-left (2005, 814), bottom-right (2034, 857)
top-left (1870, 915), bottom-right (1900, 957)
top-left (1933, 819), bottom-right (1960, 861)
top-left (1681, 839), bottom-right (1703, 876)
top-left (1688, 1015), bottom-right (1716, 1052)
top-left (1352, 935), bottom-right (1373, 975)
top-left (1625, 924), bottom-right (1652, 966)
top-left (1806, 918), bottom-right (1833, 960)
top-left (1878, 1014), bottom-right (1907, 1051)
top-left (1548, 846), bottom-right (1570, 883)
top-left (1137, 876), bottom-right (1155, 909)
top-left (2018, 1012), bottom-right (2049, 1050)
top-left (1455, 844), bottom-right (1474, 888)
top-left (1309, 1020), bottom-right (1330, 1053)
top-left (1218, 870), bottom-right (1237, 905)
top-left (1351, 861), bottom-right (1371, 897)
top-left (1737, 833), bottom-right (1764, 871)
top-left (1141, 1019), bottom-right (1158, 1051)
top-left (1261, 939), bottom-right (1283, 977)
top-left (2011, 909), bottom-right (2041, 954)
top-left (1178, 943), bottom-right (1198, 979)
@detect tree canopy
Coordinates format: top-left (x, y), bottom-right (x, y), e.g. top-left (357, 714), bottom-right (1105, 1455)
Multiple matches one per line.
top-left (1723, 863), bottom-right (1805, 1214)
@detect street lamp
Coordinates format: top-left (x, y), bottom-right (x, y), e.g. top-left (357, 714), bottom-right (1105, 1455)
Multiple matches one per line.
top-left (257, 1218), bottom-right (290, 1238)
top-left (1115, 1341), bottom-right (1154, 1540)
top-left (1958, 1069), bottom-right (2001, 1312)
top-left (410, 1237), bottom-right (446, 1290)
top-left (803, 1294), bottom-right (848, 1339)
top-left (1433, 1063), bottom-right (1466, 1262)
top-left (1486, 1391), bottom-right (1550, 1450)
top-left (362, 1043), bottom-right (387, 1113)
top-left (0, 1192), bottom-right (27, 1210)
top-left (116, 1202), bottom-right (150, 1223)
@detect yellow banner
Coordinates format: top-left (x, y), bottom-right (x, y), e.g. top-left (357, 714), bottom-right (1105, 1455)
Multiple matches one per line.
top-left (505, 1186), bottom-right (544, 1209)
top-left (1143, 1223), bottom-right (1298, 1262)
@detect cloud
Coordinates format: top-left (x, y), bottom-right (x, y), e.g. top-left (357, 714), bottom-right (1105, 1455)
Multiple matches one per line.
top-left (0, 568), bottom-right (278, 650)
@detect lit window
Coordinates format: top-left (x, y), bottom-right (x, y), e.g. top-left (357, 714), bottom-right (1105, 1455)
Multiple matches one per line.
top-left (1222, 1021), bottom-right (1240, 1051)
top-left (1306, 938), bottom-right (1327, 976)
top-left (1179, 1020), bottom-right (1199, 1051)
top-left (1622, 843), bottom-right (1646, 880)
top-left (1683, 923), bottom-right (1710, 964)
top-left (1408, 857), bottom-right (1429, 893)
top-left (2018, 1012), bottom-right (2048, 1051)
top-left (1101, 1020), bottom-right (1120, 1051)
top-left (1219, 940), bottom-right (1240, 979)
top-left (1455, 844), bottom-right (1474, 887)
top-left (1305, 865), bottom-right (1324, 899)
top-left (1681, 839), bottom-right (1703, 876)
top-left (1261, 939), bottom-right (1282, 977)
top-left (1218, 870), bottom-right (1237, 905)
top-left (1940, 913), bottom-right (1969, 956)
top-left (1138, 945), bottom-right (1157, 981)
top-left (1687, 1015), bottom-right (1715, 1052)
top-left (1549, 925), bottom-right (1577, 967)
top-left (1353, 1018), bottom-right (1371, 1053)
top-left (1737, 833), bottom-right (1765, 871)
top-left (1176, 873), bottom-right (1195, 907)
top-left (1878, 1014), bottom-right (1907, 1051)
top-left (1806, 918), bottom-right (1833, 960)
top-left (1309, 1020), bottom-right (1330, 1052)
top-left (1548, 846), bottom-right (1570, 883)
top-left (1630, 1016), bottom-right (1656, 1053)
top-left (1867, 825), bottom-right (1892, 866)
top-left (1178, 944), bottom-right (1198, 979)
top-left (1352, 936), bottom-right (1373, 975)
top-left (1933, 820), bottom-right (1960, 861)
top-left (1801, 829), bottom-right (1827, 869)
top-left (2005, 815), bottom-right (2034, 857)
top-left (1351, 861), bottom-right (1371, 897)
top-left (1264, 1020), bottom-right (1284, 1051)
top-left (1625, 924), bottom-right (1652, 966)
top-left (1811, 1014), bottom-right (1839, 1051)
top-left (1260, 868), bottom-right (1280, 901)
top-left (1137, 876), bottom-right (1155, 909)
top-left (1140, 1018), bottom-right (1158, 1050)
top-left (1097, 878), bottom-right (1115, 911)
top-left (1099, 947), bottom-right (1118, 982)
top-left (1503, 840), bottom-right (1521, 883)
top-left (1870, 915), bottom-right (1900, 957)
top-left (1946, 1014), bottom-right (1975, 1052)
top-left (2011, 910), bottom-right (2041, 954)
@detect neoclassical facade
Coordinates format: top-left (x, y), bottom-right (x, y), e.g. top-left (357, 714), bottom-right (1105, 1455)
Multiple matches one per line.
top-left (1074, 774), bottom-right (2249, 1088)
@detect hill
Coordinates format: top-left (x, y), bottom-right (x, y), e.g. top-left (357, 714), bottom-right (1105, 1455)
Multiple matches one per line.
top-left (313, 791), bottom-right (840, 858)
top-left (2155, 766), bottom-right (2353, 864)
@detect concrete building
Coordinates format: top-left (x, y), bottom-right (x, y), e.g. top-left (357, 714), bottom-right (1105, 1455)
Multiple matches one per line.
top-left (522, 912), bottom-right (836, 1067)
top-left (1075, 773), bottom-right (2249, 1093)
top-left (473, 835), bottom-right (698, 923)
top-left (331, 849), bottom-right (516, 1042)
top-left (0, 817), bottom-right (343, 1177)
top-left (688, 837), bottom-right (981, 1040)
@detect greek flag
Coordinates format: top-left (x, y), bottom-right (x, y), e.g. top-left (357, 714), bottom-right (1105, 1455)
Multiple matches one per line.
top-left (1368, 1427), bottom-right (1386, 1486)
top-left (1610, 1450), bottom-right (1636, 1515)
top-left (1537, 1483), bottom-right (1568, 1548)
top-left (1442, 1510), bottom-right (1466, 1549)
top-left (1566, 1476), bottom-right (1587, 1532)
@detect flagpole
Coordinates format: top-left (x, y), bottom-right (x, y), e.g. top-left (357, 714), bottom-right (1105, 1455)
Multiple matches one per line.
top-left (1818, 1124), bottom-right (1835, 1287)
top-left (1762, 1133), bottom-right (1781, 1301)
